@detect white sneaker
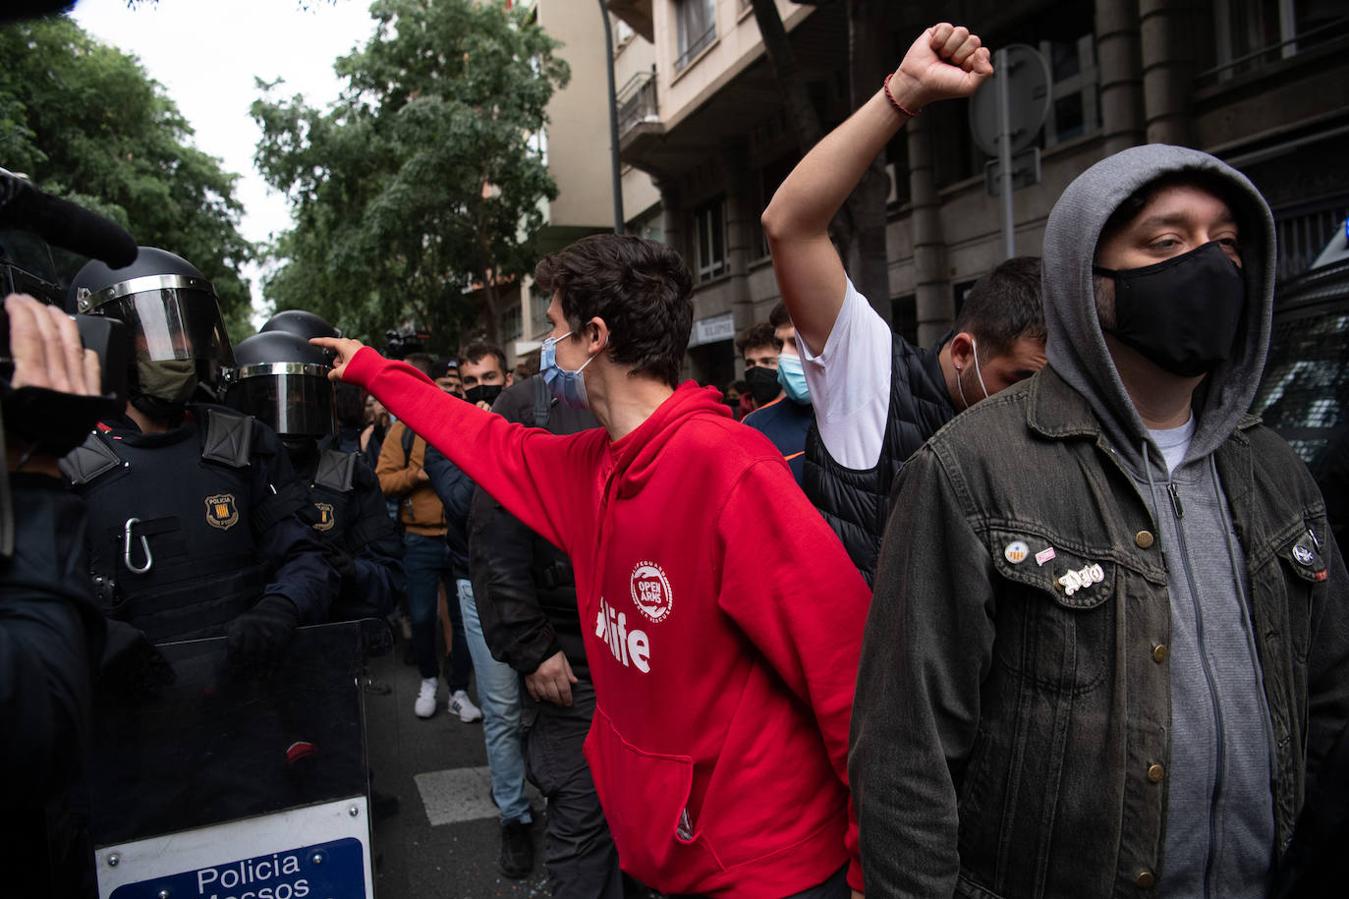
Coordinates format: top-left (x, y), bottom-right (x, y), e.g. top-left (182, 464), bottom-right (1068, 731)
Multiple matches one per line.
top-left (414, 678), bottom-right (438, 719)
top-left (449, 689), bottom-right (483, 723)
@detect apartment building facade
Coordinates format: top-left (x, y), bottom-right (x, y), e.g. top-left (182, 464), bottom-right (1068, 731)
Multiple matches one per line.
top-left (609, 0), bottom-right (1349, 387)
top-left (493, 0), bottom-right (662, 368)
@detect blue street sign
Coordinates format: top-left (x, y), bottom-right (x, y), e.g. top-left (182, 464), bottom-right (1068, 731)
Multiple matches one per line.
top-left (110, 836), bottom-right (365, 899)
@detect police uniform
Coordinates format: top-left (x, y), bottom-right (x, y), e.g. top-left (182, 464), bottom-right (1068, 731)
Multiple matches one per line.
top-left (64, 247), bottom-right (339, 662)
top-left (230, 318), bottom-right (404, 624)
top-left (292, 440), bottom-right (403, 622)
top-left (60, 404), bottom-right (339, 655)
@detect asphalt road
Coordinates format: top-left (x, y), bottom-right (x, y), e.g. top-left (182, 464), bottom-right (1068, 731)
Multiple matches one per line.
top-left (365, 642), bottom-right (549, 899)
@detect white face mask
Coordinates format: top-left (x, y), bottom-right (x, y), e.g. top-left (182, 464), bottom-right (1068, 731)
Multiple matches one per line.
top-left (955, 336), bottom-right (990, 409)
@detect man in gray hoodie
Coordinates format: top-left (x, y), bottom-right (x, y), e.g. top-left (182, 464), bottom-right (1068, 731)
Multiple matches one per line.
top-left (851, 144), bottom-right (1349, 897)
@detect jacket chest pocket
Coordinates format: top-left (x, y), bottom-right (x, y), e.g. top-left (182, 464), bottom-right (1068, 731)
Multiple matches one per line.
top-left (988, 528), bottom-right (1115, 696)
top-left (1273, 525), bottom-right (1327, 665)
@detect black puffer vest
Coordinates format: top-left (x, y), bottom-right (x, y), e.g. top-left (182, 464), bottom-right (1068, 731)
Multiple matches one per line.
top-left (803, 333), bottom-right (954, 586)
top-left (61, 406), bottom-right (299, 642)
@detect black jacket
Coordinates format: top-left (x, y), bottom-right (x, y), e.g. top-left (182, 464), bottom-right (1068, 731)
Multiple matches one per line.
top-left (423, 443), bottom-right (475, 579)
top-left (467, 377), bottom-right (598, 678)
top-left (802, 331), bottom-right (953, 585)
top-left (1, 474), bottom-right (104, 898)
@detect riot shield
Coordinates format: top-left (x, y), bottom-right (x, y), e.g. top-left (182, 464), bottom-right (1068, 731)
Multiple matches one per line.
top-left (88, 621), bottom-right (376, 899)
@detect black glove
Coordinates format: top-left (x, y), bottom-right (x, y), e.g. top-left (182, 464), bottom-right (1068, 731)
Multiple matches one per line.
top-left (321, 541), bottom-right (358, 582)
top-left (226, 594), bottom-right (300, 668)
top-left (101, 628), bottom-right (176, 700)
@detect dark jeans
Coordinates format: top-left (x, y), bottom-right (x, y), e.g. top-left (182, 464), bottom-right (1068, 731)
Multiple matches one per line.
top-left (402, 533), bottom-right (470, 690)
top-left (523, 680), bottom-right (624, 899)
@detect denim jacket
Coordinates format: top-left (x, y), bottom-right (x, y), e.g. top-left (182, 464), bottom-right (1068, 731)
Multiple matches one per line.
top-left (850, 367), bottom-right (1349, 898)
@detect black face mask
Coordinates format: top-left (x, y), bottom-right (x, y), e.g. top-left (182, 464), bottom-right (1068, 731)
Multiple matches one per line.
top-left (743, 366), bottom-right (782, 406)
top-left (464, 383), bottom-right (504, 407)
top-left (1094, 241), bottom-right (1246, 378)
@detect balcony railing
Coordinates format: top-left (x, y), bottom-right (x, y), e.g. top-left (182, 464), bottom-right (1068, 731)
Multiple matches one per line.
top-left (616, 68), bottom-right (659, 137)
top-left (1197, 15), bottom-right (1349, 87)
top-left (675, 22), bottom-right (716, 72)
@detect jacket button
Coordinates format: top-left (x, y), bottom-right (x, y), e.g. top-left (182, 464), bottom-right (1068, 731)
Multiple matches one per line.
top-left (1136, 868), bottom-right (1156, 888)
top-left (1147, 763), bottom-right (1165, 783)
top-left (1135, 530), bottom-right (1155, 549)
top-left (1152, 643), bottom-right (1168, 663)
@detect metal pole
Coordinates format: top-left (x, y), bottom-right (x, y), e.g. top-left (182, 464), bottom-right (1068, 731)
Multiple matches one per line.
top-left (599, 1), bottom-right (625, 234)
top-left (996, 47), bottom-right (1015, 259)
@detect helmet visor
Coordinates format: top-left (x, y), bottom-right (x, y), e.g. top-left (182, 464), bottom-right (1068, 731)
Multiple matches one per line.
top-left (227, 369), bottom-right (335, 439)
top-left (105, 287), bottom-right (234, 366)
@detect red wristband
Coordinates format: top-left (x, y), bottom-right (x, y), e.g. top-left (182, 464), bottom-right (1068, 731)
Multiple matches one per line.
top-left (882, 73), bottom-right (921, 118)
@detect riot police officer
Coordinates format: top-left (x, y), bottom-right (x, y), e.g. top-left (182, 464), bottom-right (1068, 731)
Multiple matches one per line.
top-left (226, 324), bottom-right (403, 623)
top-left (61, 247), bottom-right (338, 674)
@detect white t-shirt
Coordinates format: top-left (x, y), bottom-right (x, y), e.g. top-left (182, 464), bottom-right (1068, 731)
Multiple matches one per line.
top-left (796, 277), bottom-right (893, 470)
top-left (1148, 415), bottom-right (1195, 475)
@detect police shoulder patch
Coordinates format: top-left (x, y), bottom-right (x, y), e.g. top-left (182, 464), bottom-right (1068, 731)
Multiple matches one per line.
top-left (205, 493), bottom-right (240, 530)
top-left (313, 501), bottom-right (336, 532)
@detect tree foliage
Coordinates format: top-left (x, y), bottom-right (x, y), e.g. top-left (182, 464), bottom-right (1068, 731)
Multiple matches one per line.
top-left (252, 0), bottom-right (569, 352)
top-left (0, 16), bottom-right (255, 333)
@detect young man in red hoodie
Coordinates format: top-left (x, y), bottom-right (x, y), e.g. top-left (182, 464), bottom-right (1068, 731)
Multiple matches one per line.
top-left (318, 232), bottom-right (868, 897)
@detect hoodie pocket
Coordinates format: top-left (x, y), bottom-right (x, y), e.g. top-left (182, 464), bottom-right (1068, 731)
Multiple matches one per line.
top-left (583, 705), bottom-right (719, 892)
top-left (988, 528), bottom-right (1114, 696)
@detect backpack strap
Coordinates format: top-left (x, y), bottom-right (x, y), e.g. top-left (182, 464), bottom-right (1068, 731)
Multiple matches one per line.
top-left (532, 376), bottom-right (552, 429)
top-left (401, 423), bottom-right (416, 466)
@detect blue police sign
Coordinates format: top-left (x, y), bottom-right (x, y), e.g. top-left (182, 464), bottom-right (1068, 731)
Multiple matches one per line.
top-left (109, 836), bottom-right (366, 899)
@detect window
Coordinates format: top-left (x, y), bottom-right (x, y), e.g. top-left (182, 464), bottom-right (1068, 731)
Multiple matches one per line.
top-left (1038, 34), bottom-right (1099, 147)
top-left (500, 302), bottom-right (523, 342)
top-left (1209, 0), bottom-right (1347, 82)
top-left (675, 0), bottom-right (717, 71)
top-left (530, 287), bottom-right (551, 335)
top-left (630, 207), bottom-right (665, 244)
top-left (891, 294), bottom-right (918, 347)
top-left (694, 198), bottom-right (727, 282)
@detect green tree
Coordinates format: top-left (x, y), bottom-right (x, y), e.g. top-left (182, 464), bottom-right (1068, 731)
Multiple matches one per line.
top-left (252, 0), bottom-right (568, 352)
top-left (0, 16), bottom-right (255, 334)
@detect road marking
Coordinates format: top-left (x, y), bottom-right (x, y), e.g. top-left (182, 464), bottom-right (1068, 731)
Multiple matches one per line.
top-left (414, 766), bottom-right (542, 826)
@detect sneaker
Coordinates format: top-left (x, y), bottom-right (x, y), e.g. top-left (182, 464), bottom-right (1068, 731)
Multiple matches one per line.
top-left (448, 689), bottom-right (483, 723)
top-left (498, 819), bottom-right (534, 879)
top-left (413, 678), bottom-right (438, 718)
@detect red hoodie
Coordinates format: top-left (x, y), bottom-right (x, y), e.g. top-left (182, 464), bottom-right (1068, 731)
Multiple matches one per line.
top-left (346, 348), bottom-right (869, 896)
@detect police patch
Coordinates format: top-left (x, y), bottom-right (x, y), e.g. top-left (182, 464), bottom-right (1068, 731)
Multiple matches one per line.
top-left (313, 501), bottom-right (336, 532)
top-left (205, 493), bottom-right (240, 530)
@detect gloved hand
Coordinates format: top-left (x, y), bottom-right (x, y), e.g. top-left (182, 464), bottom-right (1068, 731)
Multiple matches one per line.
top-left (226, 594), bottom-right (300, 668)
top-left (101, 628), bottom-right (176, 700)
top-left (321, 541), bottom-right (358, 582)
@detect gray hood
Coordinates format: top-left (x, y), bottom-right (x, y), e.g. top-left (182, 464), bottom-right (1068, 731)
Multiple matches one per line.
top-left (1041, 144), bottom-right (1276, 474)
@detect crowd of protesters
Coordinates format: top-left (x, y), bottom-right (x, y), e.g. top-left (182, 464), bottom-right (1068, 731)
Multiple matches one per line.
top-left (5, 18), bottom-right (1348, 899)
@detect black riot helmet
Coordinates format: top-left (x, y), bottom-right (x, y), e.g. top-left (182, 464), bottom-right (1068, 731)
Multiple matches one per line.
top-left (69, 246), bottom-right (234, 370)
top-left (224, 330), bottom-right (335, 440)
top-left (260, 309), bottom-right (340, 342)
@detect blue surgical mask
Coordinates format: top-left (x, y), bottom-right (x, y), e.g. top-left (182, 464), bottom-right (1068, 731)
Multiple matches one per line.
top-left (776, 353), bottom-right (810, 404)
top-left (540, 331), bottom-right (600, 410)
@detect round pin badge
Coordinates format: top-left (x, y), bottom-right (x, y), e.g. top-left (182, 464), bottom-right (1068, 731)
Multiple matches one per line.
top-left (1004, 540), bottom-right (1030, 564)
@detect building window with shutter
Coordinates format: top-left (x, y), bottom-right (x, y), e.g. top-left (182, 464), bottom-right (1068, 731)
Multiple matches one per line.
top-left (694, 198), bottom-right (727, 283)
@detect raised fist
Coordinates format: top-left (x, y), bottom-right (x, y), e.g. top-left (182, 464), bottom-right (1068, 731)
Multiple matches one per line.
top-left (890, 23), bottom-right (993, 113)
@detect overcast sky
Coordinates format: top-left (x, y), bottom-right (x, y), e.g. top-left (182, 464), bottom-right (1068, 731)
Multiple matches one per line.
top-left (72, 0), bottom-right (378, 322)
